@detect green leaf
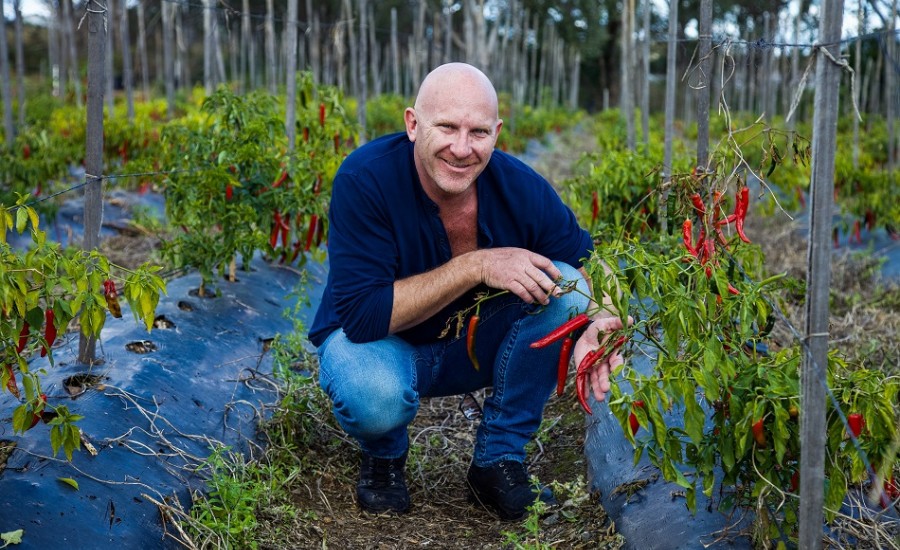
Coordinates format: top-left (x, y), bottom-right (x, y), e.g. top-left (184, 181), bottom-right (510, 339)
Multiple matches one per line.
top-left (58, 477), bottom-right (79, 490)
top-left (1, 529), bottom-right (24, 544)
top-left (15, 208), bottom-right (27, 234)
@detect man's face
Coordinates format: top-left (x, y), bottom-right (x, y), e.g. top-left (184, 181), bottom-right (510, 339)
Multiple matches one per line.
top-left (405, 75), bottom-right (502, 198)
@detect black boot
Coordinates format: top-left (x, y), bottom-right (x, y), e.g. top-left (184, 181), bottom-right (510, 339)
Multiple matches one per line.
top-left (466, 460), bottom-right (557, 521)
top-left (357, 451), bottom-right (411, 514)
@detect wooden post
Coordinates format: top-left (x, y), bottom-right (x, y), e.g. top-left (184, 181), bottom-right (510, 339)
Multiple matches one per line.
top-left (696, 0), bottom-right (712, 171)
top-left (852, 0), bottom-right (862, 168)
top-left (621, 0), bottom-right (635, 151)
top-left (14, 0), bottom-right (26, 126)
top-left (285, 0), bottom-right (299, 151)
top-left (79, 0), bottom-right (108, 365)
top-left (641, 0), bottom-right (650, 144)
top-left (662, 0), bottom-right (678, 236)
top-left (799, 0), bottom-right (844, 547)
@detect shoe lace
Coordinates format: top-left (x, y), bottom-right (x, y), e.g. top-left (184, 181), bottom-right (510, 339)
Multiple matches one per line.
top-left (498, 461), bottom-right (529, 488)
top-left (363, 455), bottom-right (404, 487)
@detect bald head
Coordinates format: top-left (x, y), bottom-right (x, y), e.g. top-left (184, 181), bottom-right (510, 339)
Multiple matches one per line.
top-left (403, 62), bottom-right (503, 199)
top-left (413, 63), bottom-right (499, 121)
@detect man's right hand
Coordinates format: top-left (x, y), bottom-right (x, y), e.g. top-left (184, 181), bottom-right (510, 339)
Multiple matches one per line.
top-left (476, 248), bottom-right (562, 305)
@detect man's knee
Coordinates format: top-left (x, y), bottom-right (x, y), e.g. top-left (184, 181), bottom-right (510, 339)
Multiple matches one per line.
top-left (328, 372), bottom-right (417, 440)
top-left (552, 261), bottom-right (591, 312)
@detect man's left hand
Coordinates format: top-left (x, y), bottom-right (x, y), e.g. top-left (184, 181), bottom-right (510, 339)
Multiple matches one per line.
top-left (572, 315), bottom-right (630, 403)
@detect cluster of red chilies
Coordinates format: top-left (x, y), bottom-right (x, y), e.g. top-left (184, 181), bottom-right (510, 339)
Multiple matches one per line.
top-left (528, 313), bottom-right (627, 415)
top-left (682, 186), bottom-right (751, 295)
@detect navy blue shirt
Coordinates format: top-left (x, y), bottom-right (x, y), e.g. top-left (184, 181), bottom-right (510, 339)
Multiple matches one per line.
top-left (307, 132), bottom-right (593, 347)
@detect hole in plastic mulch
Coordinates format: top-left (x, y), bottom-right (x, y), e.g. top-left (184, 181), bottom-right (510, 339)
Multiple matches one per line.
top-left (125, 340), bottom-right (157, 354)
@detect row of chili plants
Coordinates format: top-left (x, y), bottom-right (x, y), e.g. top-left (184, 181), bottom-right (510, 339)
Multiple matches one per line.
top-left (556, 112), bottom-right (899, 546)
top-left (0, 201), bottom-right (166, 458)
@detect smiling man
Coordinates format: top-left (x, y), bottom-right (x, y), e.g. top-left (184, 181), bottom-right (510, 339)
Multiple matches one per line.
top-left (308, 62), bottom-right (625, 521)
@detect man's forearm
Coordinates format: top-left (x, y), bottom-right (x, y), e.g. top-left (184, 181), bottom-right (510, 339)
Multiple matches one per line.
top-left (389, 252), bottom-right (482, 334)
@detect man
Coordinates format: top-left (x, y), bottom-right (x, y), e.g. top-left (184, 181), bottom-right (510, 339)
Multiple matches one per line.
top-left (307, 62), bottom-right (626, 521)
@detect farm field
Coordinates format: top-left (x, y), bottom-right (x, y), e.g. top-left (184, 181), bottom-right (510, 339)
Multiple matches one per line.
top-left (1, 85), bottom-right (898, 549)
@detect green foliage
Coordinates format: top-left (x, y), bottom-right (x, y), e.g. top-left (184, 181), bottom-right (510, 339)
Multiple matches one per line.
top-left (366, 93), bottom-right (411, 138)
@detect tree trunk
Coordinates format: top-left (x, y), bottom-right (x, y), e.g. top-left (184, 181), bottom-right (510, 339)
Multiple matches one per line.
top-left (53, 1), bottom-right (64, 99)
top-left (14, 0), bottom-right (26, 127)
top-left (344, 0), bottom-right (359, 98)
top-left (358, 0), bottom-right (369, 144)
top-left (136, 0), bottom-right (150, 101)
top-left (63, 0), bottom-right (82, 107)
top-left (106, 0), bottom-right (115, 117)
top-left (162, 0), bottom-right (176, 118)
top-left (0, 11), bottom-right (14, 144)
top-left (266, 0), bottom-right (277, 94)
top-left (120, 0), bottom-right (135, 120)
top-left (391, 8), bottom-right (401, 95)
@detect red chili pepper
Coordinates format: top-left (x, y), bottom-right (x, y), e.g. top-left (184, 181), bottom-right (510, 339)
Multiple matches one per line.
top-left (530, 314), bottom-right (591, 349)
top-left (574, 347), bottom-right (607, 415)
top-left (790, 471), bottom-right (800, 492)
top-left (305, 215), bottom-right (318, 252)
top-left (5, 365), bottom-right (19, 399)
top-left (556, 337), bottom-right (573, 396)
top-left (795, 186), bottom-right (806, 209)
top-left (467, 315), bottom-right (480, 371)
top-left (629, 400), bottom-right (645, 435)
top-left (736, 186), bottom-right (751, 243)
top-left (576, 370), bottom-right (592, 415)
top-left (833, 227), bottom-right (840, 248)
top-left (885, 476), bottom-right (899, 500)
top-left (272, 171), bottom-right (288, 189)
top-left (41, 309), bottom-right (56, 358)
top-left (852, 220), bottom-right (861, 244)
top-left (591, 190), bottom-right (599, 223)
top-left (682, 219), bottom-right (698, 258)
top-left (690, 193), bottom-right (705, 215)
top-left (847, 413), bottom-right (864, 438)
top-left (727, 283), bottom-right (740, 295)
top-left (303, 127), bottom-right (309, 143)
top-left (314, 174), bottom-right (323, 196)
top-left (23, 144), bottom-right (30, 160)
top-left (751, 418), bottom-right (766, 447)
top-left (28, 394), bottom-right (47, 430)
top-left (319, 103), bottom-right (326, 127)
top-left (16, 322), bottom-right (29, 354)
top-left (334, 132), bottom-right (341, 153)
top-left (270, 211), bottom-right (283, 249)
top-left (281, 213), bottom-right (292, 248)
top-left (226, 184), bottom-right (233, 201)
top-left (103, 279), bottom-right (123, 318)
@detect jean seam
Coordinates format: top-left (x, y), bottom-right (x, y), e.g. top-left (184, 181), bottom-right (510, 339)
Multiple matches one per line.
top-left (476, 308), bottom-right (522, 462)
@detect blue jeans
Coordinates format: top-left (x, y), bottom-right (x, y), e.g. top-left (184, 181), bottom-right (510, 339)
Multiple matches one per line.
top-left (316, 261), bottom-right (590, 466)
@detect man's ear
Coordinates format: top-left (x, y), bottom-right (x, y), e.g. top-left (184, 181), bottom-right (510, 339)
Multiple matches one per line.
top-left (404, 108), bottom-right (418, 141)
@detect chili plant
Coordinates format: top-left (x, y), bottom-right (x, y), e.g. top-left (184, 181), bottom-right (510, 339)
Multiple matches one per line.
top-left (1, 201), bottom-right (166, 458)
